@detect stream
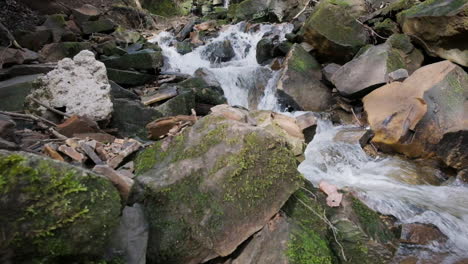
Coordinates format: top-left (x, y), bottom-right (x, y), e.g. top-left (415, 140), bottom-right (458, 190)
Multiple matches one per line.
top-left (151, 23), bottom-right (468, 263)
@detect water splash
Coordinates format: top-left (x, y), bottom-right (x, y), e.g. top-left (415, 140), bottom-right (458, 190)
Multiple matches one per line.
top-left (298, 120), bottom-right (468, 260)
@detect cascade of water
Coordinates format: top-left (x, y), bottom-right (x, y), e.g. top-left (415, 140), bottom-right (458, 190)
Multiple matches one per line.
top-left (224, 0), bottom-right (230, 8)
top-left (151, 23), bottom-right (293, 108)
top-left (298, 120), bottom-right (468, 261)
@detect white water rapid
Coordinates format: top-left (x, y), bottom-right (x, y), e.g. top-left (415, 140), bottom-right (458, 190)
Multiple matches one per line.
top-left (152, 23), bottom-right (468, 263)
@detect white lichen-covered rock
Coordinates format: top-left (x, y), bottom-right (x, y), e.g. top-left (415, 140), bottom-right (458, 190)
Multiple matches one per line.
top-left (26, 50), bottom-right (113, 121)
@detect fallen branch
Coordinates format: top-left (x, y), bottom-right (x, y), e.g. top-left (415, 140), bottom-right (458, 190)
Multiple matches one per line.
top-left (0, 21), bottom-right (22, 49)
top-left (351, 107), bottom-right (363, 127)
top-left (355, 18), bottom-right (388, 40)
top-left (49, 128), bottom-right (68, 140)
top-left (0, 111), bottom-right (57, 127)
top-left (30, 98), bottom-right (71, 118)
top-left (292, 0), bottom-right (318, 20)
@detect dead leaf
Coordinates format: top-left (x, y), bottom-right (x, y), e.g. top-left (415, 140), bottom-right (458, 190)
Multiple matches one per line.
top-left (319, 181), bottom-right (343, 207)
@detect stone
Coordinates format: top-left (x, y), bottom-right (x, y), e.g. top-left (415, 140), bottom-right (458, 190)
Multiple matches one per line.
top-left (295, 112), bottom-right (317, 143)
top-left (0, 114), bottom-right (16, 141)
top-left (300, 0), bottom-right (369, 63)
top-left (110, 80), bottom-right (139, 100)
top-left (0, 74), bottom-right (43, 111)
top-left (56, 115), bottom-right (100, 138)
top-left (81, 19), bottom-right (117, 34)
top-left (398, 0), bottom-right (468, 66)
top-left (387, 68), bottom-right (409, 82)
top-left (142, 86), bottom-right (178, 106)
top-left (210, 104), bottom-right (249, 122)
top-left (26, 50), bottom-right (113, 121)
top-left (38, 42), bottom-right (93, 62)
top-left (331, 43), bottom-right (409, 97)
top-left (176, 41), bottom-right (194, 55)
top-left (146, 115), bottom-right (197, 140)
top-left (72, 4), bottom-right (102, 23)
top-left (95, 40), bottom-right (127, 57)
top-left (93, 165), bottom-right (134, 200)
top-left (112, 27), bottom-right (143, 45)
top-left (256, 38), bottom-right (276, 64)
top-left (363, 60), bottom-right (468, 160)
top-left (436, 130), bottom-right (468, 170)
top-left (0, 48), bottom-right (39, 68)
top-left (322, 63), bottom-right (341, 83)
top-left (40, 14), bottom-right (75, 43)
top-left (153, 91), bottom-right (196, 117)
top-left (141, 0), bottom-right (192, 17)
top-left (0, 138), bottom-right (19, 150)
top-left (58, 145), bottom-right (86, 163)
top-left (74, 133), bottom-right (116, 144)
top-left (110, 99), bottom-right (163, 138)
top-left (107, 140), bottom-right (141, 169)
top-left (176, 20), bottom-right (196, 41)
top-left (276, 44), bottom-right (332, 111)
top-left (14, 29), bottom-right (53, 51)
top-left (131, 113), bottom-right (303, 263)
top-left (175, 77), bottom-right (226, 106)
top-left (0, 64), bottom-right (55, 81)
top-left (400, 223), bottom-right (447, 245)
top-left (194, 68), bottom-right (222, 88)
top-left (0, 150), bottom-right (121, 262)
top-left (334, 127), bottom-right (373, 147)
top-left (107, 68), bottom-right (158, 87)
top-left (102, 50), bottom-right (164, 72)
top-left (202, 40), bottom-right (236, 63)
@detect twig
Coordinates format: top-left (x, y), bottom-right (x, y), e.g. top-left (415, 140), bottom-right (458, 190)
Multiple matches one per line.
top-left (30, 98), bottom-right (71, 118)
top-left (350, 107), bottom-right (363, 127)
top-left (191, 108), bottom-right (198, 121)
top-left (0, 111), bottom-right (57, 127)
top-left (49, 128), bottom-right (68, 140)
top-left (294, 195), bottom-right (348, 262)
top-left (355, 18), bottom-right (388, 40)
top-left (292, 0), bottom-right (318, 20)
top-left (0, 21), bottom-right (22, 49)
top-left (300, 186), bottom-right (317, 200)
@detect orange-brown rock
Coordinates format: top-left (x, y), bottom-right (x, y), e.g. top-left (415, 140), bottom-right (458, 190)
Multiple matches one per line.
top-left (363, 61), bottom-right (467, 163)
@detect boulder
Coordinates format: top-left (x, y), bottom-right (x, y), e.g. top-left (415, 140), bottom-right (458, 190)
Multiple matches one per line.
top-left (276, 44), bottom-right (332, 111)
top-left (71, 4), bottom-right (101, 23)
top-left (102, 49), bottom-right (164, 72)
top-left (202, 40), bottom-right (236, 63)
top-left (14, 29), bottom-right (53, 51)
top-left (131, 111), bottom-right (303, 263)
top-left (363, 60), bottom-right (468, 162)
top-left (39, 14), bottom-right (76, 43)
top-left (0, 150), bottom-right (121, 262)
top-left (25, 50), bottom-right (113, 121)
top-left (110, 80), bottom-right (139, 100)
top-left (0, 74), bottom-right (43, 111)
top-left (176, 41), bottom-right (194, 55)
top-left (398, 0), bottom-right (468, 66)
top-left (141, 0), bottom-right (192, 17)
top-left (175, 77), bottom-right (226, 106)
top-left (95, 40), bottom-right (127, 57)
top-left (0, 64), bottom-right (55, 81)
top-left (112, 27), bottom-right (143, 45)
top-left (0, 114), bottom-right (15, 141)
top-left (256, 38), bottom-right (276, 65)
top-left (105, 6), bottom-right (158, 30)
top-left (153, 91), bottom-right (196, 117)
top-left (300, 0), bottom-right (369, 64)
top-left (38, 42), bottom-right (93, 62)
top-left (0, 48), bottom-right (39, 68)
top-left (229, 0), bottom-right (307, 22)
top-left (107, 68), bottom-right (157, 87)
top-left (81, 19), bottom-right (117, 34)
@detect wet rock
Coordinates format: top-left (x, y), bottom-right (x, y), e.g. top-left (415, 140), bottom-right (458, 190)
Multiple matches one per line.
top-left (194, 67), bottom-right (222, 88)
top-left (334, 127), bottom-right (373, 147)
top-left (276, 44), bottom-right (332, 111)
top-left (322, 63), bottom-right (341, 83)
top-left (436, 130), bottom-right (468, 170)
top-left (0, 74), bottom-right (43, 111)
top-left (109, 204), bottom-right (149, 264)
top-left (0, 64), bottom-right (55, 81)
top-left (387, 68), bottom-right (409, 82)
top-left (300, 0), bottom-right (369, 63)
top-left (246, 67), bottom-right (273, 109)
top-left (153, 91), bottom-right (196, 117)
top-left (0, 114), bottom-right (15, 141)
top-left (56, 115), bottom-right (100, 138)
top-left (400, 223), bottom-right (447, 245)
top-left (146, 115), bottom-right (197, 140)
top-left (296, 112), bottom-right (318, 143)
top-left (38, 42), bottom-right (93, 62)
top-left (331, 39), bottom-right (418, 97)
top-left (176, 41), bottom-right (195, 55)
top-left (0, 48), bottom-right (39, 68)
top-left (256, 38), bottom-right (276, 64)
top-left (110, 99), bottom-right (162, 138)
top-left (0, 150), bottom-right (121, 262)
top-left (132, 112), bottom-right (303, 263)
top-left (202, 40), bottom-right (236, 63)
top-left (81, 19), bottom-right (117, 34)
top-left (102, 49), bottom-right (164, 72)
top-left (110, 80), bottom-right (139, 100)
top-left (176, 77), bottom-right (226, 106)
top-left (72, 4), bottom-right (101, 23)
top-left (107, 68), bottom-right (157, 87)
top-left (14, 29), bottom-right (53, 51)
top-left (363, 60), bottom-right (467, 160)
top-left (398, 0), bottom-right (468, 66)
top-left (26, 50), bottom-right (113, 121)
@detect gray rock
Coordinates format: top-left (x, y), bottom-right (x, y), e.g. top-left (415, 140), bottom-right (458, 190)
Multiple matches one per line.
top-left (387, 68), bottom-right (409, 82)
top-left (107, 68), bottom-right (157, 87)
top-left (110, 80), bottom-right (139, 100)
top-left (176, 20), bottom-right (196, 41)
top-left (81, 19), bottom-right (117, 34)
top-left (0, 64), bottom-right (56, 81)
top-left (102, 49), bottom-right (164, 72)
top-left (256, 38), bottom-right (275, 65)
top-left (153, 90), bottom-right (196, 117)
top-left (0, 74), bottom-right (43, 111)
top-left (334, 127), bottom-right (373, 147)
top-left (176, 41), bottom-right (194, 55)
top-left (322, 63), bottom-right (341, 83)
top-left (72, 4), bottom-right (101, 23)
top-left (202, 40), bottom-right (235, 63)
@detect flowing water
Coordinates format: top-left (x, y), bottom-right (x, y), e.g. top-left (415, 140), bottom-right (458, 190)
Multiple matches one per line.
top-left (152, 23), bottom-right (468, 262)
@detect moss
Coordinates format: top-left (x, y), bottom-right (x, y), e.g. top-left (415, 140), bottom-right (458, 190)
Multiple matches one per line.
top-left (0, 153), bottom-right (120, 261)
top-left (374, 19), bottom-right (399, 35)
top-left (386, 49), bottom-right (407, 72)
top-left (353, 44), bottom-right (373, 58)
top-left (144, 0), bottom-right (189, 17)
top-left (380, 0), bottom-right (417, 16)
top-left (386, 34), bottom-right (413, 53)
top-left (289, 45), bottom-right (321, 74)
top-left (398, 0), bottom-right (466, 20)
top-left (351, 197), bottom-right (393, 242)
top-left (328, 0), bottom-right (351, 7)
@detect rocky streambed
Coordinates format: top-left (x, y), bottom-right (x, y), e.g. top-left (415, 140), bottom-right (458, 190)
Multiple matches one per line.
top-left (0, 0), bottom-right (467, 264)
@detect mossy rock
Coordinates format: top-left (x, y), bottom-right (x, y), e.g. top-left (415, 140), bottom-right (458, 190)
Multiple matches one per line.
top-left (81, 19), bottom-right (117, 34)
top-left (141, 0), bottom-right (192, 17)
top-left (176, 77), bottom-right (226, 106)
top-left (39, 42), bottom-right (93, 62)
top-left (131, 114), bottom-right (303, 263)
top-left (0, 150), bottom-right (121, 263)
top-left (230, 0), bottom-right (276, 22)
top-left (300, 0), bottom-right (369, 63)
top-left (102, 49), bottom-right (164, 72)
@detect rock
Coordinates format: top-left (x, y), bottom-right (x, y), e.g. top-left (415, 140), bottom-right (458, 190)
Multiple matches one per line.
top-left (0, 74), bottom-right (43, 111)
top-left (0, 48), bottom-right (39, 68)
top-left (0, 150), bottom-right (121, 262)
top-left (95, 40), bottom-right (127, 57)
top-left (107, 139), bottom-right (142, 169)
top-left (322, 63), bottom-right (341, 83)
top-left (398, 0), bottom-right (468, 66)
top-left (387, 68), bottom-right (409, 82)
top-left (107, 68), bottom-right (158, 87)
top-left (0, 64), bottom-right (55, 81)
top-left (0, 138), bottom-right (19, 150)
top-left (109, 204), bottom-right (149, 264)
top-left (363, 60), bottom-right (468, 161)
top-left (246, 67), bottom-right (274, 109)
top-left (153, 90), bottom-right (196, 117)
top-left (176, 77), bottom-right (226, 106)
top-left (0, 114), bottom-right (16, 141)
top-left (72, 4), bottom-right (101, 23)
top-left (176, 41), bottom-right (194, 55)
top-left (296, 112), bottom-right (318, 143)
top-left (146, 115), bottom-right (197, 140)
top-left (141, 0), bottom-right (192, 17)
top-left (142, 86), bottom-right (178, 106)
top-left (194, 68), bottom-right (222, 88)
top-left (276, 44), bottom-right (332, 111)
top-left (210, 104), bottom-right (249, 122)
top-left (202, 40), bottom-right (236, 63)
top-left (58, 145), bottom-right (86, 163)
top-left (300, 0), bottom-right (369, 63)
top-left (131, 112), bottom-right (303, 263)
top-left (176, 20), bottom-right (196, 41)
top-left (81, 19), bottom-right (117, 34)
top-left (102, 49), bottom-right (164, 72)
top-left (38, 42), bottom-right (93, 62)
top-left (56, 115), bottom-right (100, 138)
top-left (436, 130), bottom-right (468, 170)
top-left (14, 29), bottom-right (53, 52)
top-left (110, 80), bottom-right (139, 100)
top-left (105, 6), bottom-right (157, 30)
top-left (110, 99), bottom-right (163, 138)
top-left (112, 27), bottom-right (143, 45)
top-left (93, 165), bottom-right (134, 200)
top-left (40, 14), bottom-right (75, 43)
top-left (331, 42), bottom-right (410, 97)
top-left (334, 127), bottom-right (373, 147)
top-left (400, 223), bottom-right (447, 245)
top-left (256, 38), bottom-right (276, 64)
top-left (26, 51), bottom-right (113, 121)
top-left (385, 34), bottom-right (424, 74)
